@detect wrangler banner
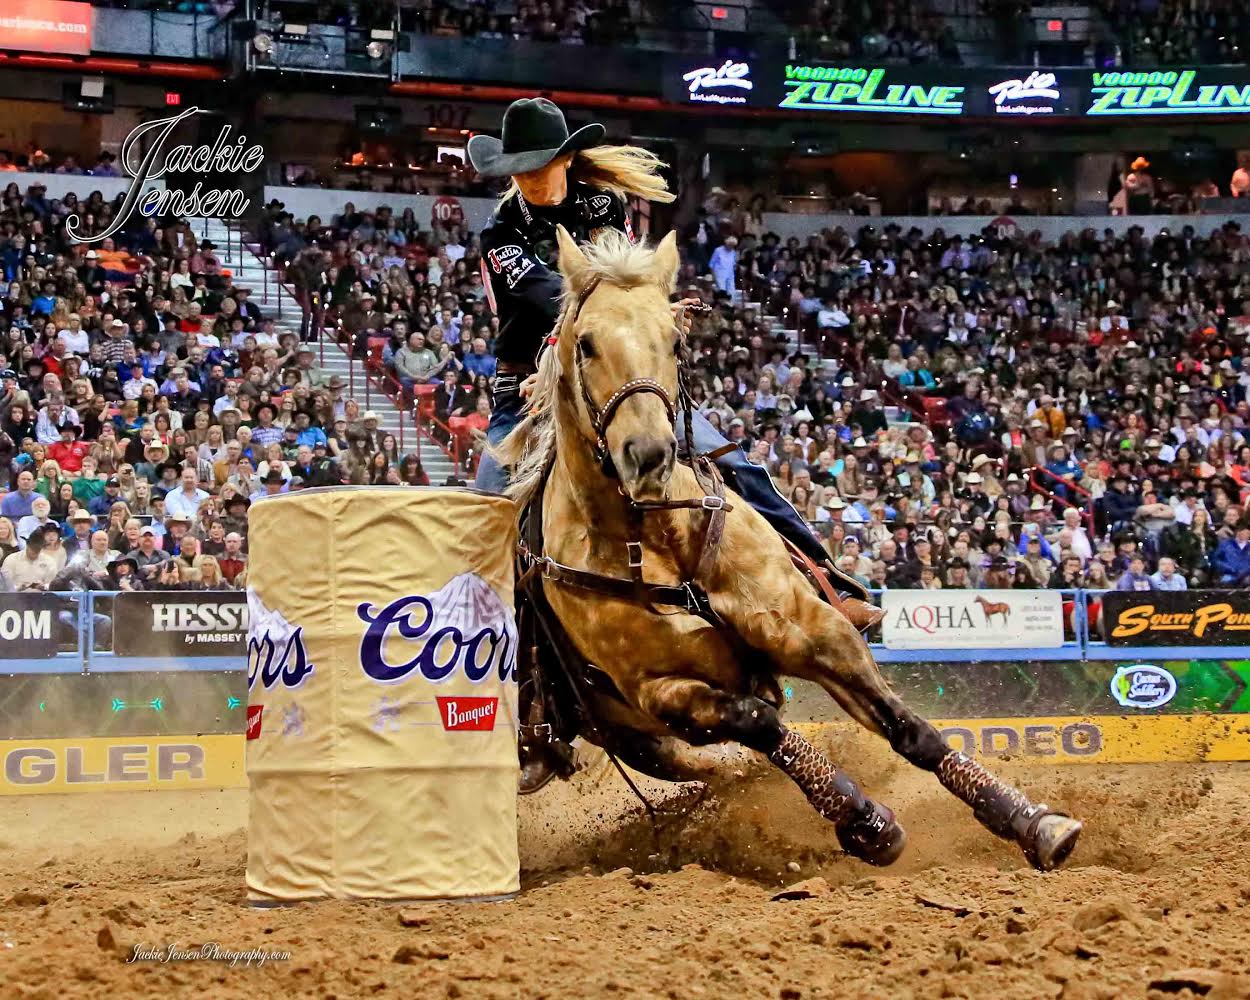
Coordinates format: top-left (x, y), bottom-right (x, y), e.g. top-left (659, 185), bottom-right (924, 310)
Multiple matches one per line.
top-left (1103, 591), bottom-right (1250, 647)
top-left (112, 593), bottom-right (248, 657)
top-left (881, 589), bottom-right (1064, 649)
top-left (0, 734), bottom-right (244, 795)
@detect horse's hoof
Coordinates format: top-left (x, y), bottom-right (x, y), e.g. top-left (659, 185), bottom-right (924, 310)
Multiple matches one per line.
top-left (838, 802), bottom-right (907, 867)
top-left (1024, 812), bottom-right (1082, 871)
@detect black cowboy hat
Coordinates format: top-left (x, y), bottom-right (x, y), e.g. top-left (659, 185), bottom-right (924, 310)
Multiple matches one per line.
top-left (467, 98), bottom-right (605, 179)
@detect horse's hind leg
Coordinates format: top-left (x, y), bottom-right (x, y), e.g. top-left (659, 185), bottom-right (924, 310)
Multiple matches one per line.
top-left (633, 676), bottom-right (907, 866)
top-left (783, 615), bottom-right (1082, 871)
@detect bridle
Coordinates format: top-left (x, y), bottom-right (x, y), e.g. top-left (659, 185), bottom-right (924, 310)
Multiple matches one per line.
top-left (518, 272), bottom-right (730, 623)
top-left (570, 275), bottom-right (677, 470)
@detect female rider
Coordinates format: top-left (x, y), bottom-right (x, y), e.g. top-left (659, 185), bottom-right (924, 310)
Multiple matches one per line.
top-left (468, 98), bottom-right (872, 613)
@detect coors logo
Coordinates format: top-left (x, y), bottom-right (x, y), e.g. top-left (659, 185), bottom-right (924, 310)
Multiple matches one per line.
top-left (436, 696), bottom-right (498, 732)
top-left (246, 590), bottom-right (315, 692)
top-left (356, 573), bottom-right (518, 686)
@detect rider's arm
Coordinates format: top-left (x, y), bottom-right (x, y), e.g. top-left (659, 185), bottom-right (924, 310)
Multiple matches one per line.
top-left (481, 222), bottom-right (564, 325)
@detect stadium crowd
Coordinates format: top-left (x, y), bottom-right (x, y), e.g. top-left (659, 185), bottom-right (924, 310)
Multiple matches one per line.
top-left (252, 184), bottom-right (1250, 604)
top-left (4, 165), bottom-right (1250, 606)
top-left (0, 180), bottom-right (437, 596)
top-left (1099, 0), bottom-right (1248, 66)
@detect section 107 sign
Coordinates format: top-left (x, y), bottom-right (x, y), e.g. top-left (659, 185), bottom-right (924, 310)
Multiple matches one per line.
top-left (881, 589), bottom-right (1065, 650)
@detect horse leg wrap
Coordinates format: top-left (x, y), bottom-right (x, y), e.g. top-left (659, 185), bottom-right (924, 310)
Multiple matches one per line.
top-left (770, 730), bottom-right (906, 866)
top-left (935, 750), bottom-right (1082, 870)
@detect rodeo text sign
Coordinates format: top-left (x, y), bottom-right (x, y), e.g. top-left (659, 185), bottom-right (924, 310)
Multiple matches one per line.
top-left (113, 593), bottom-right (248, 657)
top-left (881, 589), bottom-right (1064, 650)
top-left (1103, 591), bottom-right (1250, 647)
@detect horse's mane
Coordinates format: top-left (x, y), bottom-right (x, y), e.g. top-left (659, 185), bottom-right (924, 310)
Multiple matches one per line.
top-left (493, 232), bottom-right (666, 511)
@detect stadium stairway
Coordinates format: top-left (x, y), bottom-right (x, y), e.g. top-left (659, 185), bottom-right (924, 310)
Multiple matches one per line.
top-left (185, 217), bottom-right (459, 484)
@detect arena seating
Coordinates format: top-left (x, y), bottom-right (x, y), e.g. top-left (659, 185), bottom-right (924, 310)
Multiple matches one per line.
top-left (0, 180), bottom-right (440, 595)
top-left (233, 184), bottom-right (1250, 598)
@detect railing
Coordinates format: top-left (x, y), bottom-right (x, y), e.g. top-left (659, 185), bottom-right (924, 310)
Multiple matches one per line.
top-left (1028, 465), bottom-right (1096, 537)
top-left (15, 588), bottom-right (1238, 676)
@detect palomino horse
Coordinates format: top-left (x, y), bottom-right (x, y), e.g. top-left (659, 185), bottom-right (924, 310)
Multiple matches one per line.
top-left (499, 226), bottom-right (1082, 870)
top-left (974, 594), bottom-right (1012, 625)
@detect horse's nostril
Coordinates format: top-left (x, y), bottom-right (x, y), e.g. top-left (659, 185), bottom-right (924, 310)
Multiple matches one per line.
top-left (625, 438), bottom-right (674, 480)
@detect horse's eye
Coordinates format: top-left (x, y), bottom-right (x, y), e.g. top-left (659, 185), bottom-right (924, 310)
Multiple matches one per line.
top-left (578, 335), bottom-right (596, 359)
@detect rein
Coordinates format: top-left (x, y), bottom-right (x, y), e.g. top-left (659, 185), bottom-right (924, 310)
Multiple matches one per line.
top-left (519, 276), bottom-right (729, 623)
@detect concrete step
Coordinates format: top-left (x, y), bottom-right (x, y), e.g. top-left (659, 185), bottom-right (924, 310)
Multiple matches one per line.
top-left (187, 217), bottom-right (465, 474)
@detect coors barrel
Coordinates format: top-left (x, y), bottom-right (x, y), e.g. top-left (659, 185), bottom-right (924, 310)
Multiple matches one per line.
top-left (244, 487), bottom-right (520, 903)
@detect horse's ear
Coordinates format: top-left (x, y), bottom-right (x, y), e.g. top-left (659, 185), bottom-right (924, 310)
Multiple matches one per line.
top-left (555, 225), bottom-right (589, 293)
top-left (653, 231), bottom-right (679, 296)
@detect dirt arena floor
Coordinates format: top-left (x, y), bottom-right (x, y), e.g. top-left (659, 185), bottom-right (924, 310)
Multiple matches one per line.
top-left (3, 734), bottom-right (1250, 1000)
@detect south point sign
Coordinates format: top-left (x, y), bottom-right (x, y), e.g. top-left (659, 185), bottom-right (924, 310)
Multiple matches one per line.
top-left (779, 65), bottom-right (964, 115)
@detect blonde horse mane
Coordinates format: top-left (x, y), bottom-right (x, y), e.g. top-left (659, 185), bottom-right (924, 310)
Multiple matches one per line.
top-left (493, 231), bottom-right (669, 510)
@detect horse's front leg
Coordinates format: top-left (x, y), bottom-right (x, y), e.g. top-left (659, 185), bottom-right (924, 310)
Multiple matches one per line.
top-left (753, 585), bottom-right (1083, 871)
top-left (628, 675), bottom-right (907, 866)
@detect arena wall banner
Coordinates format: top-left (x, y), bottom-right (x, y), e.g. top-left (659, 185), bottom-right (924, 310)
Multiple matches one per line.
top-left (0, 734), bottom-right (244, 795)
top-left (1102, 591), bottom-right (1250, 647)
top-left (794, 714), bottom-right (1250, 764)
top-left (662, 57), bottom-right (1250, 120)
top-left (111, 593), bottom-right (248, 658)
top-left (881, 589), bottom-right (1064, 649)
top-left (0, 593), bottom-right (60, 659)
top-left (0, 0), bottom-right (93, 56)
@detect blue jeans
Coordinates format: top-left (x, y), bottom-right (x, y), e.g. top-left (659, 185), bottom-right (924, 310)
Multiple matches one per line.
top-left (683, 409), bottom-right (831, 568)
top-left (474, 378), bottom-right (526, 493)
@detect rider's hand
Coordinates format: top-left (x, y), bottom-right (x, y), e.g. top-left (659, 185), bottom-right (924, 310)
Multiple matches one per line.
top-left (672, 297), bottom-right (702, 337)
top-left (519, 373), bottom-right (540, 400)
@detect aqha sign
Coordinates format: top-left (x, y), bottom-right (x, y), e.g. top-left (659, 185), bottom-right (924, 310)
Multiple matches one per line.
top-left (0, 0), bottom-right (92, 57)
top-left (882, 589), bottom-right (1064, 649)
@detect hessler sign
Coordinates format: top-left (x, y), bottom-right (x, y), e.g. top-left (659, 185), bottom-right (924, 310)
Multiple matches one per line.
top-left (1087, 69), bottom-right (1250, 116)
top-left (0, 0), bottom-right (92, 57)
top-left (881, 589), bottom-right (1064, 649)
top-left (113, 593), bottom-right (248, 657)
top-left (780, 65), bottom-right (964, 115)
top-left (682, 60), bottom-right (752, 105)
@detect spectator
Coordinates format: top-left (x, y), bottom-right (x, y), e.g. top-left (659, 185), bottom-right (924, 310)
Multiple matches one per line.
top-left (126, 526), bottom-right (171, 582)
top-left (1212, 521), bottom-right (1250, 587)
top-left (164, 466), bottom-right (209, 519)
top-left (1150, 556), bottom-right (1188, 592)
top-left (1, 529), bottom-right (58, 591)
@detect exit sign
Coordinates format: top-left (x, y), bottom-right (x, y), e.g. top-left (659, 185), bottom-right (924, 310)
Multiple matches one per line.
top-left (1047, 19), bottom-right (1064, 31)
top-left (165, 91), bottom-right (182, 106)
top-left (711, 6), bottom-right (728, 17)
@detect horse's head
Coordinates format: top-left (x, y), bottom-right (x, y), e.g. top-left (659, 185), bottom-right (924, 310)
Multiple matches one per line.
top-left (555, 224), bottom-right (681, 503)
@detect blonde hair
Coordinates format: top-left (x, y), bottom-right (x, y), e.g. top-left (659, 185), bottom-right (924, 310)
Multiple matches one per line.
top-left (499, 145), bottom-right (676, 208)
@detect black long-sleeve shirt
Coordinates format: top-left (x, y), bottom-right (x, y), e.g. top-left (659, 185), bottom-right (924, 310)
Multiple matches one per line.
top-left (478, 182), bottom-right (630, 365)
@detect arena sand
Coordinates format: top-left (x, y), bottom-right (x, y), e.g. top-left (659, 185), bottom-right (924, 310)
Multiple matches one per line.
top-left (2, 731), bottom-right (1249, 1000)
